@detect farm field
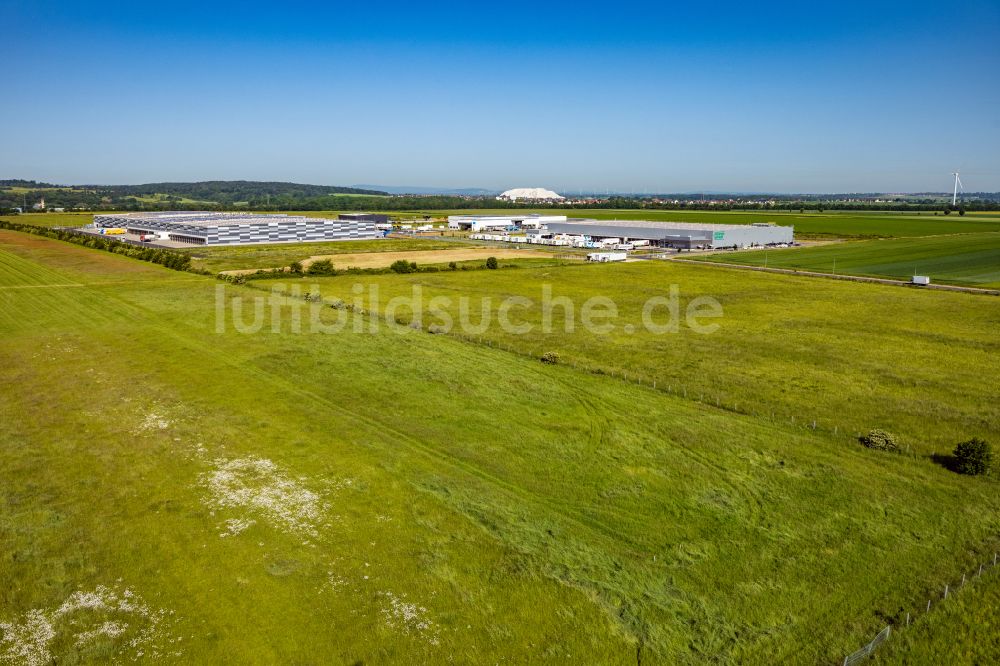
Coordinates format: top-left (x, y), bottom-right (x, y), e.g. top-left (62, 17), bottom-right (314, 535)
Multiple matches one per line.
top-left (693, 232), bottom-right (1000, 289)
top-left (2, 231), bottom-right (998, 664)
top-left (281, 260), bottom-right (1000, 453)
top-left (293, 247), bottom-right (563, 271)
top-left (180, 238), bottom-right (484, 273)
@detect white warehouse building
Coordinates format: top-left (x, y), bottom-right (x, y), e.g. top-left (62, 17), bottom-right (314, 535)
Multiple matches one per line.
top-left (448, 214), bottom-right (568, 232)
top-left (542, 219), bottom-right (794, 249)
top-left (92, 211), bottom-right (380, 246)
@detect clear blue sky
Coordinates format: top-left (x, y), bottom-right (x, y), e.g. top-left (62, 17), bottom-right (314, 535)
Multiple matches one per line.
top-left (3, 0), bottom-right (999, 193)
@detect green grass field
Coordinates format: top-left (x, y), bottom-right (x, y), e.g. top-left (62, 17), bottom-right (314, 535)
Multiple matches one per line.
top-left (274, 261), bottom-right (1000, 453)
top-left (882, 568), bottom-right (1000, 663)
top-left (2, 230), bottom-right (998, 664)
top-left (695, 232), bottom-right (1000, 288)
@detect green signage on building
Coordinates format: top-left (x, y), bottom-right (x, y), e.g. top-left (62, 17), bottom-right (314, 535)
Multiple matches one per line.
top-left (713, 231), bottom-right (725, 240)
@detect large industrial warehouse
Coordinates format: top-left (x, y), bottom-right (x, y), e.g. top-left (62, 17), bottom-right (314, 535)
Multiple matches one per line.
top-left (92, 212), bottom-right (381, 245)
top-left (448, 214), bottom-right (568, 232)
top-left (543, 219), bottom-right (794, 249)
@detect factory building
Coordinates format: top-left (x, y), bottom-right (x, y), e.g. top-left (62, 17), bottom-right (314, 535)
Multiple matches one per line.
top-left (448, 214), bottom-right (567, 232)
top-left (543, 219), bottom-right (794, 249)
top-left (92, 212), bottom-right (380, 246)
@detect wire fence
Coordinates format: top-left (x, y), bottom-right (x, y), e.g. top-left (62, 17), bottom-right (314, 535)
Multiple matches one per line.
top-left (843, 626), bottom-right (890, 666)
top-left (842, 550), bottom-right (1000, 664)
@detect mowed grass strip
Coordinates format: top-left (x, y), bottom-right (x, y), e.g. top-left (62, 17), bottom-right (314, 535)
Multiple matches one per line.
top-left (696, 232), bottom-right (1000, 288)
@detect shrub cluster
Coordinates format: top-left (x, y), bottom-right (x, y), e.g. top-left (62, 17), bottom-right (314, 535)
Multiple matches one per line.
top-left (0, 220), bottom-right (197, 273)
top-left (858, 429), bottom-right (900, 452)
top-left (540, 351), bottom-right (560, 365)
top-left (953, 438), bottom-right (993, 476)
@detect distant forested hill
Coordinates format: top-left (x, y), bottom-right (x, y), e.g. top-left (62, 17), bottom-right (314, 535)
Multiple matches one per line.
top-left (0, 180), bottom-right (387, 211)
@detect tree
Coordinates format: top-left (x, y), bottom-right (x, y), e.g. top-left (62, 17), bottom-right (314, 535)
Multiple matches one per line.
top-left (448, 261), bottom-right (458, 271)
top-left (953, 438), bottom-right (992, 475)
top-left (485, 256), bottom-right (499, 270)
top-left (958, 207), bottom-right (966, 216)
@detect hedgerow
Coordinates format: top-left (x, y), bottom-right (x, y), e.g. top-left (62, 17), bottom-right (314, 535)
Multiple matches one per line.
top-left (0, 220), bottom-right (202, 274)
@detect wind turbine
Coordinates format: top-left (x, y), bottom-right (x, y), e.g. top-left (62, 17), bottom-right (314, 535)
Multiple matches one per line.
top-left (951, 171), bottom-right (963, 206)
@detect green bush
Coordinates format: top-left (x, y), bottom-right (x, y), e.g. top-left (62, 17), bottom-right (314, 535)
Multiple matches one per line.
top-left (306, 259), bottom-right (335, 276)
top-left (289, 261), bottom-right (303, 274)
top-left (448, 261), bottom-right (458, 271)
top-left (390, 259), bottom-right (414, 274)
top-left (540, 351), bottom-right (560, 365)
top-left (953, 438), bottom-right (992, 475)
top-left (486, 256), bottom-right (498, 270)
top-left (859, 429), bottom-right (899, 452)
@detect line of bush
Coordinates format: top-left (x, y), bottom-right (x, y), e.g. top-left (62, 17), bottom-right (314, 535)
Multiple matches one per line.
top-left (218, 256), bottom-right (515, 283)
top-left (0, 220), bottom-right (201, 273)
top-left (858, 428), bottom-right (993, 476)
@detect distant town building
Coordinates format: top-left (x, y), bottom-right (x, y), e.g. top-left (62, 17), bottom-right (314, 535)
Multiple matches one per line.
top-left (32, 198), bottom-right (46, 211)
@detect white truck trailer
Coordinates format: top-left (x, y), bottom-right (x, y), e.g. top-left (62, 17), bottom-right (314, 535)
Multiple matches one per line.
top-left (586, 252), bottom-right (627, 263)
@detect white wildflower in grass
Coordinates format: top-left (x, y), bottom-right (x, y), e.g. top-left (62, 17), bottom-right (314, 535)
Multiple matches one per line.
top-left (378, 591), bottom-right (440, 645)
top-left (132, 412), bottom-right (172, 435)
top-left (0, 585), bottom-right (180, 665)
top-left (0, 610), bottom-right (54, 666)
top-left (200, 457), bottom-right (327, 537)
top-left (74, 620), bottom-right (128, 646)
top-left (219, 518), bottom-right (256, 538)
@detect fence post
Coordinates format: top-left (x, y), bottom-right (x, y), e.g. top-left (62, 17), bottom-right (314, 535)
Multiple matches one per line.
top-left (944, 584), bottom-right (949, 599)
top-left (962, 574), bottom-right (966, 587)
top-left (927, 599), bottom-right (931, 612)
top-left (906, 612), bottom-right (910, 626)
top-left (979, 565), bottom-right (984, 577)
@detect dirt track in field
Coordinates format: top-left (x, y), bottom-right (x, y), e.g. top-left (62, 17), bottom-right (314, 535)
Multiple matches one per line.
top-left (221, 247), bottom-right (563, 274)
top-left (305, 248), bottom-right (558, 269)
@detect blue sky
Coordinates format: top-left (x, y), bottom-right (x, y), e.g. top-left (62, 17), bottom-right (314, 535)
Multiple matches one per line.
top-left (3, 0), bottom-right (999, 193)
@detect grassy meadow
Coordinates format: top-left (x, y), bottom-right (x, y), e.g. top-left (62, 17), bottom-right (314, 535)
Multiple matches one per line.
top-left (2, 230), bottom-right (999, 663)
top-left (882, 568), bottom-right (1000, 663)
top-left (273, 261), bottom-right (1000, 453)
top-left (695, 232), bottom-right (1000, 289)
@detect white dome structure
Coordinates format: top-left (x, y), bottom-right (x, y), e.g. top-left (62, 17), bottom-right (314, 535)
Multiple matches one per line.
top-left (497, 187), bottom-right (564, 202)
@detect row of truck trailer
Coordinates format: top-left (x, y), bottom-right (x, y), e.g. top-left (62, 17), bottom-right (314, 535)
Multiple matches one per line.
top-left (469, 233), bottom-right (649, 250)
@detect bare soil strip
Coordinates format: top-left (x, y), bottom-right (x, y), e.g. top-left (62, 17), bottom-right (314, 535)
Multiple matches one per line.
top-left (222, 248), bottom-right (562, 275)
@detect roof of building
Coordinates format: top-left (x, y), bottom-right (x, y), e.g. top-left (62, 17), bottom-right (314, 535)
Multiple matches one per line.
top-left (96, 211), bottom-right (349, 228)
top-left (498, 187), bottom-right (564, 200)
top-left (548, 219), bottom-right (791, 231)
